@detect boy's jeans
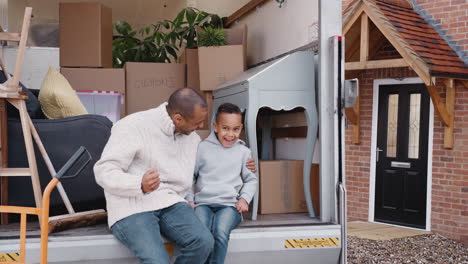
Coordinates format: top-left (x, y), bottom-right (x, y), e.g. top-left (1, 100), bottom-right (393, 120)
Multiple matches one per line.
top-left (111, 202), bottom-right (214, 264)
top-left (194, 205), bottom-right (242, 264)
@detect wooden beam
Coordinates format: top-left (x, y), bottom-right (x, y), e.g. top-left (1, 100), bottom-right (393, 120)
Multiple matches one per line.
top-left (345, 107), bottom-right (358, 125)
top-left (343, 5), bottom-right (365, 35)
top-left (0, 32), bottom-right (21, 42)
top-left (345, 95), bottom-right (360, 144)
top-left (360, 13), bottom-right (369, 62)
top-left (0, 168), bottom-right (32, 177)
top-left (12, 7), bottom-right (32, 88)
top-left (346, 18), bottom-right (381, 60)
top-left (345, 58), bottom-right (408, 70)
top-left (225, 0), bottom-right (269, 28)
top-left (443, 78), bottom-right (455, 149)
top-left (426, 84), bottom-right (450, 126)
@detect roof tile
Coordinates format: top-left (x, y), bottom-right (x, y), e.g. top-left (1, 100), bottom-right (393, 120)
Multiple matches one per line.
top-left (371, 0), bottom-right (468, 77)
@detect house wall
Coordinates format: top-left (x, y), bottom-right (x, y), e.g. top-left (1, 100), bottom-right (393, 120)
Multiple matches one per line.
top-left (345, 66), bottom-right (468, 242)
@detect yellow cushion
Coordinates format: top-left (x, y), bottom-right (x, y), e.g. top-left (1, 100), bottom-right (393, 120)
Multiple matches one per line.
top-left (39, 67), bottom-right (88, 119)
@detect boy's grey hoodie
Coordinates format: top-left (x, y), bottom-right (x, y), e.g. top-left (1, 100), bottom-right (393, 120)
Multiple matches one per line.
top-left (186, 132), bottom-right (258, 207)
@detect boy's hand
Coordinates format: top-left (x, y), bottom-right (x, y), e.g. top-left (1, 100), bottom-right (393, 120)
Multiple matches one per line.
top-left (141, 169), bottom-right (160, 193)
top-left (246, 158), bottom-right (256, 173)
top-left (235, 198), bottom-right (249, 213)
top-left (188, 201), bottom-right (195, 209)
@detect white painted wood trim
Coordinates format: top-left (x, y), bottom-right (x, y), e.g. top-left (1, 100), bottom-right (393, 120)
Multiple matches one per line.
top-left (426, 95), bottom-right (434, 231)
top-left (368, 78), bottom-right (432, 231)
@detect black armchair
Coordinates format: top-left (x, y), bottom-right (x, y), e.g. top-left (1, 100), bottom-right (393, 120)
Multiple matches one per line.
top-left (6, 89), bottom-right (112, 216)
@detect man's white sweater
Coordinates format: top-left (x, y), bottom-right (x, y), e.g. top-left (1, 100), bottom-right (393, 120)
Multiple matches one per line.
top-left (94, 103), bottom-right (201, 227)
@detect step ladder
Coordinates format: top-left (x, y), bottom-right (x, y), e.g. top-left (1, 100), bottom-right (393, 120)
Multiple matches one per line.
top-left (0, 7), bottom-right (42, 225)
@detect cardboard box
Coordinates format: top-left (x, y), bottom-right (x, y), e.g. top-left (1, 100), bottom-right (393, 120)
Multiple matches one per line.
top-left (125, 62), bottom-right (186, 114)
top-left (60, 68), bottom-right (126, 118)
top-left (259, 160), bottom-right (320, 214)
top-left (60, 67), bottom-right (126, 117)
top-left (275, 138), bottom-right (320, 164)
top-left (180, 48), bottom-right (200, 91)
top-left (198, 25), bottom-right (247, 91)
top-left (59, 2), bottom-right (112, 67)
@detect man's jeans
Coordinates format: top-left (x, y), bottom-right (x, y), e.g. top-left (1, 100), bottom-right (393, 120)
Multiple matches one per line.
top-left (194, 205), bottom-right (242, 264)
top-left (111, 202), bottom-right (214, 264)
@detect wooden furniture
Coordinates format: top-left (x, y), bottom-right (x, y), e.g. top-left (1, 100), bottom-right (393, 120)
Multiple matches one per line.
top-left (0, 7), bottom-right (42, 224)
top-left (212, 51), bottom-right (319, 220)
top-left (0, 147), bottom-right (91, 264)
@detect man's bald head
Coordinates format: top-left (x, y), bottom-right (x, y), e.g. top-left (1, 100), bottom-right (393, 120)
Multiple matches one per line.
top-left (166, 88), bottom-right (207, 118)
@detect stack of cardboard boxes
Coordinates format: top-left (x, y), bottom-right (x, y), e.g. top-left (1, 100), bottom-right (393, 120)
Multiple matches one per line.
top-left (59, 2), bottom-right (187, 122)
top-left (58, 2), bottom-right (246, 129)
top-left (181, 25), bottom-right (247, 130)
top-left (59, 2), bottom-right (125, 121)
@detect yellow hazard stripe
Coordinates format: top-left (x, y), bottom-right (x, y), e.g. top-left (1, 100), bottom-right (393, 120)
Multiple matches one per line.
top-left (284, 237), bottom-right (340, 248)
top-left (0, 252), bottom-right (19, 262)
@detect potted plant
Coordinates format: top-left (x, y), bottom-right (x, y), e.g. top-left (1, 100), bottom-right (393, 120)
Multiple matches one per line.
top-left (112, 21), bottom-right (184, 115)
top-left (197, 27), bottom-right (227, 47)
top-left (111, 8), bottom-right (226, 115)
top-left (170, 8), bottom-right (224, 91)
top-left (112, 21), bottom-right (179, 68)
top-left (171, 7), bottom-right (224, 49)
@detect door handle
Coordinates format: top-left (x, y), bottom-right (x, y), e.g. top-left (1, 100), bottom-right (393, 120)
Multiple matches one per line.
top-left (376, 147), bottom-right (383, 162)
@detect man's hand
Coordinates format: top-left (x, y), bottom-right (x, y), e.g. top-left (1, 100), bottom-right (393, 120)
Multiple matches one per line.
top-left (188, 201), bottom-right (195, 209)
top-left (235, 198), bottom-right (249, 213)
top-left (246, 158), bottom-right (256, 173)
top-left (141, 169), bottom-right (160, 193)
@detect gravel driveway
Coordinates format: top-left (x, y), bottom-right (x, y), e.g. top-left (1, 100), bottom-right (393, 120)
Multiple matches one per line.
top-left (348, 234), bottom-right (467, 263)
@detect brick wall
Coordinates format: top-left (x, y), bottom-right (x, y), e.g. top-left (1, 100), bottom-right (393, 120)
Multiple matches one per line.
top-left (430, 79), bottom-right (468, 243)
top-left (345, 67), bottom-right (468, 242)
top-left (410, 0), bottom-right (468, 64)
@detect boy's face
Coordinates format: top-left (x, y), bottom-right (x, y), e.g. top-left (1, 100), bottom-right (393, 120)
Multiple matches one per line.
top-left (213, 113), bottom-right (243, 148)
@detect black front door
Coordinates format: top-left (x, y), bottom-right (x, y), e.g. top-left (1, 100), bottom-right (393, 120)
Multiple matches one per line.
top-left (375, 83), bottom-right (430, 229)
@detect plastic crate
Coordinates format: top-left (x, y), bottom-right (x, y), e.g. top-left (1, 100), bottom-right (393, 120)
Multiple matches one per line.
top-left (77, 90), bottom-right (122, 123)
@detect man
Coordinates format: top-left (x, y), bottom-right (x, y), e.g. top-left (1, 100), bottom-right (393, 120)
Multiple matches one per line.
top-left (94, 88), bottom-right (255, 264)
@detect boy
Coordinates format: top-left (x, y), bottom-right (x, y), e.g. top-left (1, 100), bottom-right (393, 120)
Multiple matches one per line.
top-left (187, 103), bottom-right (258, 264)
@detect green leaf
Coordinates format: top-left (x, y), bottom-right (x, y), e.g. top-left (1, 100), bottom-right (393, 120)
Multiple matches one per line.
top-left (166, 45), bottom-right (178, 61)
top-left (114, 21), bottom-right (132, 35)
top-left (186, 8), bottom-right (196, 26)
top-left (160, 20), bottom-right (171, 29)
top-left (173, 12), bottom-right (184, 27)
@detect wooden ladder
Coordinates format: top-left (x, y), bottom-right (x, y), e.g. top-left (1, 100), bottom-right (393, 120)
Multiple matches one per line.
top-left (0, 7), bottom-right (43, 225)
